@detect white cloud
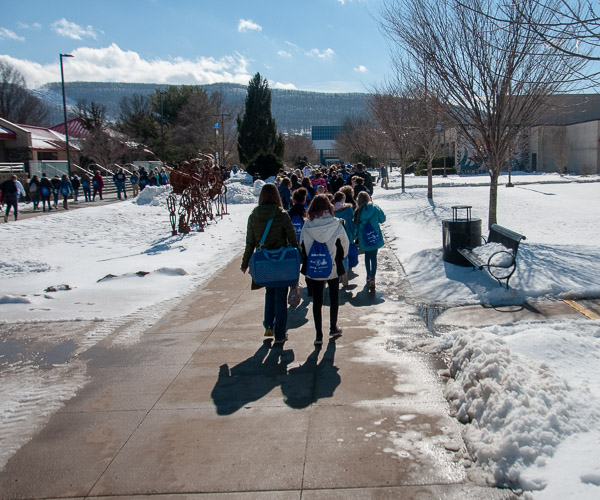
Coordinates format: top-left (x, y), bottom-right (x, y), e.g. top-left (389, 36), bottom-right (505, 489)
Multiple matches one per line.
top-left (238, 19), bottom-right (262, 33)
top-left (0, 28), bottom-right (25, 42)
top-left (353, 65), bottom-right (368, 73)
top-left (0, 44), bottom-right (253, 87)
top-left (306, 48), bottom-right (335, 60)
top-left (273, 81), bottom-right (297, 90)
top-left (277, 50), bottom-right (292, 58)
top-left (52, 18), bottom-right (100, 40)
top-left (17, 22), bottom-right (42, 30)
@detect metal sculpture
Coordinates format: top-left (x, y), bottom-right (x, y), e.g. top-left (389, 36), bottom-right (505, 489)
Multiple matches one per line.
top-left (167, 154), bottom-right (228, 234)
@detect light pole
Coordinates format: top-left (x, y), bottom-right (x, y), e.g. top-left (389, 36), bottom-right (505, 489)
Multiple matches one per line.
top-left (214, 112), bottom-right (231, 167)
top-left (60, 53), bottom-right (74, 176)
top-left (159, 90), bottom-right (167, 163)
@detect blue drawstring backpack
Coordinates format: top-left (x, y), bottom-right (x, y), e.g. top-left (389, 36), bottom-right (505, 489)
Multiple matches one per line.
top-left (362, 221), bottom-right (383, 247)
top-left (291, 215), bottom-right (304, 243)
top-left (306, 240), bottom-right (332, 279)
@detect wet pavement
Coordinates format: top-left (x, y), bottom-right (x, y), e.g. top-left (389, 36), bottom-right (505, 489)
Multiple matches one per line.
top-left (0, 243), bottom-right (522, 499)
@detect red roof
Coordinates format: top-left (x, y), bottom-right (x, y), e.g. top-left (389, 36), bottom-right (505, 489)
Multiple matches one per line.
top-left (0, 124), bottom-right (17, 140)
top-left (50, 117), bottom-right (89, 139)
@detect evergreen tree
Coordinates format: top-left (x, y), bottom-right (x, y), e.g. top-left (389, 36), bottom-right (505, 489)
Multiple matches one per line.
top-left (237, 73), bottom-right (284, 177)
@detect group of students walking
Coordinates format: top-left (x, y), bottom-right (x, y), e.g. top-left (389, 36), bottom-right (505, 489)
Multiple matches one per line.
top-left (241, 164), bottom-right (386, 347)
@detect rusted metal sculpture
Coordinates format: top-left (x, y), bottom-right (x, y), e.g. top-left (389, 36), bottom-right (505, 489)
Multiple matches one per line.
top-left (167, 154), bottom-right (228, 235)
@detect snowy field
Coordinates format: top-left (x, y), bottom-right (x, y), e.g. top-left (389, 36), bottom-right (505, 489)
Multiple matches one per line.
top-left (1, 171), bottom-right (599, 498)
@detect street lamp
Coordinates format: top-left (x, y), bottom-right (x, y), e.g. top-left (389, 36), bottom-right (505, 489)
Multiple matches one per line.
top-left (60, 53), bottom-right (74, 177)
top-left (214, 112), bottom-right (231, 167)
top-left (158, 90), bottom-right (168, 163)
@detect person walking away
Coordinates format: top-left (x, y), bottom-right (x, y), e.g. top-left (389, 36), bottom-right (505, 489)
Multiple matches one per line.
top-left (352, 176), bottom-right (369, 200)
top-left (50, 175), bottom-right (61, 208)
top-left (139, 168), bottom-right (149, 191)
top-left (70, 174), bottom-right (80, 202)
top-left (380, 164), bottom-right (389, 189)
top-left (353, 162), bottom-right (374, 195)
top-left (130, 170), bottom-right (139, 197)
top-left (115, 168), bottom-right (127, 199)
top-left (80, 171), bottom-right (91, 202)
top-left (354, 192), bottom-right (386, 291)
top-left (59, 174), bottom-right (73, 210)
top-left (28, 175), bottom-right (41, 211)
top-left (241, 183), bottom-right (298, 346)
top-left (1, 174), bottom-right (26, 222)
top-left (277, 177), bottom-right (292, 211)
top-left (333, 191), bottom-right (357, 287)
top-left (92, 171), bottom-right (104, 201)
top-left (40, 173), bottom-right (53, 211)
top-left (300, 194), bottom-right (349, 346)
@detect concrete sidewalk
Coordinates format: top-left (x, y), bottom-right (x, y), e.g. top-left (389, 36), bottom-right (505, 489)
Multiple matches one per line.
top-left (0, 246), bottom-right (514, 499)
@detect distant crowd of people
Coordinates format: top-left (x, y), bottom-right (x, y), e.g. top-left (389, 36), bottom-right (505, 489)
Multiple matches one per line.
top-left (241, 162), bottom-right (387, 347)
top-left (0, 165), bottom-right (172, 222)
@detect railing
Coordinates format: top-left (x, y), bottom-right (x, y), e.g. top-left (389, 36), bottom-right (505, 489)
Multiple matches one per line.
top-left (29, 160), bottom-right (68, 178)
top-left (0, 163), bottom-right (25, 173)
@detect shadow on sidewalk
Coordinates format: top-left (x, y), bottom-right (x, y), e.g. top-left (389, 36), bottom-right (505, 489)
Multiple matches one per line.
top-left (211, 340), bottom-right (341, 414)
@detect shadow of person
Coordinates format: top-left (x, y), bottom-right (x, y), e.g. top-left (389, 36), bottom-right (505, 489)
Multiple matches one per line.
top-left (282, 340), bottom-right (341, 409)
top-left (314, 339), bottom-right (341, 401)
top-left (211, 342), bottom-right (294, 415)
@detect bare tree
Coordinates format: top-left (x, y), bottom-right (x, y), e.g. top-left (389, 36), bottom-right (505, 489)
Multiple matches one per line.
top-left (336, 115), bottom-right (388, 167)
top-left (368, 84), bottom-right (415, 192)
top-left (380, 0), bottom-right (589, 227)
top-left (283, 135), bottom-right (317, 166)
top-left (0, 61), bottom-right (50, 125)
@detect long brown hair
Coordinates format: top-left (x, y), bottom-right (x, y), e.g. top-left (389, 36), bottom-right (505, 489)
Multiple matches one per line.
top-left (307, 194), bottom-right (334, 220)
top-left (258, 183), bottom-right (283, 206)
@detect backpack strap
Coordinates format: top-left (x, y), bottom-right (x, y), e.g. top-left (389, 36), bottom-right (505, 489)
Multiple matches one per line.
top-left (258, 218), bottom-right (274, 249)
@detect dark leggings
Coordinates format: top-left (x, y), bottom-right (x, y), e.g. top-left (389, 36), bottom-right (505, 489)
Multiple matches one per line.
top-left (311, 277), bottom-right (340, 338)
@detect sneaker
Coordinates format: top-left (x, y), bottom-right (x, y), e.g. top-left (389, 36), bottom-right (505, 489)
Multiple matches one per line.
top-left (264, 328), bottom-right (274, 337)
top-left (369, 279), bottom-right (376, 291)
top-left (329, 327), bottom-right (342, 338)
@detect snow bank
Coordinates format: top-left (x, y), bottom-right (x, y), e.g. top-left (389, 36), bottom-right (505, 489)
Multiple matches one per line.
top-left (225, 182), bottom-right (257, 204)
top-left (134, 185), bottom-right (172, 206)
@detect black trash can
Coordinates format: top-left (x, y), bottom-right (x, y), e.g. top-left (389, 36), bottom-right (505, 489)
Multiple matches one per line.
top-left (442, 206), bottom-right (482, 266)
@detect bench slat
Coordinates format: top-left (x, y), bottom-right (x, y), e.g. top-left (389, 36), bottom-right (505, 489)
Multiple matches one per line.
top-left (457, 248), bottom-right (485, 270)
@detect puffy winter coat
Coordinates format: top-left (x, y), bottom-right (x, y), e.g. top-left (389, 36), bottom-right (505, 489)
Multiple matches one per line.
top-left (300, 213), bottom-right (349, 281)
top-left (354, 202), bottom-right (386, 252)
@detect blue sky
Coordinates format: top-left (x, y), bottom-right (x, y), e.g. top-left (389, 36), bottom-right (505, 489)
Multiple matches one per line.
top-left (0, 0), bottom-right (391, 93)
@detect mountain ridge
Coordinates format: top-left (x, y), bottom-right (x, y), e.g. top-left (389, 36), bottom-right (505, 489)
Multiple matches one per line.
top-left (38, 81), bottom-right (370, 135)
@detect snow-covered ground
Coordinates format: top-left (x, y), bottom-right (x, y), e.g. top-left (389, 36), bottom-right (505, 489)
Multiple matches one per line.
top-left (1, 172), bottom-right (599, 498)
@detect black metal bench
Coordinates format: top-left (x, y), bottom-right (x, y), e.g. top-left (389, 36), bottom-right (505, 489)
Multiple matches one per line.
top-left (457, 224), bottom-right (526, 288)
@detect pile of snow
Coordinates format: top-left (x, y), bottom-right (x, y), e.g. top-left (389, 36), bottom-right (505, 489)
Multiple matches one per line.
top-left (225, 171), bottom-right (253, 185)
top-left (225, 182), bottom-right (257, 204)
top-left (441, 330), bottom-right (588, 488)
top-left (134, 185), bottom-right (172, 206)
top-left (471, 242), bottom-right (514, 267)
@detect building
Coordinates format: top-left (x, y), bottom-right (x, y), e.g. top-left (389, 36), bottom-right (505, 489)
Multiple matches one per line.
top-left (0, 117), bottom-right (79, 177)
top-left (311, 125), bottom-right (344, 166)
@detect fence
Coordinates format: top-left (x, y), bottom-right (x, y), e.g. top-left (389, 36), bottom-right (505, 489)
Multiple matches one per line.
top-left (29, 160), bottom-right (69, 178)
top-left (0, 163), bottom-right (25, 173)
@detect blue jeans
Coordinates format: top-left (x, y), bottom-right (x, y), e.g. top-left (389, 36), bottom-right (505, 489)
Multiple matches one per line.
top-left (364, 250), bottom-right (378, 279)
top-left (264, 286), bottom-right (289, 341)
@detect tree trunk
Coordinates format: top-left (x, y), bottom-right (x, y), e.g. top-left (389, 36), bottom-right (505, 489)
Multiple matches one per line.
top-left (401, 166), bottom-right (406, 192)
top-left (488, 171), bottom-right (499, 229)
top-left (427, 157), bottom-right (433, 199)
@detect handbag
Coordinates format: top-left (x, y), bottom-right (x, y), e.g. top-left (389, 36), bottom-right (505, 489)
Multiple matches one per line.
top-left (249, 218), bottom-right (301, 287)
top-left (287, 282), bottom-right (303, 307)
